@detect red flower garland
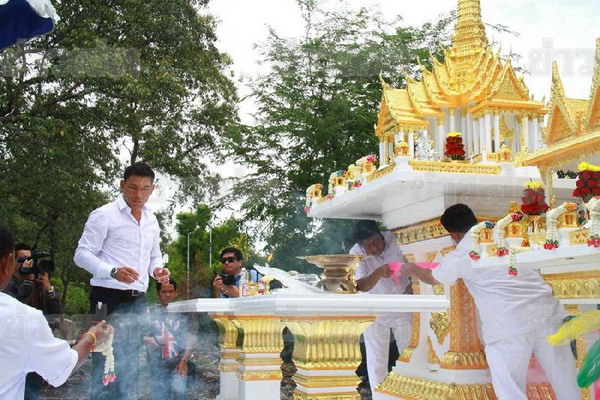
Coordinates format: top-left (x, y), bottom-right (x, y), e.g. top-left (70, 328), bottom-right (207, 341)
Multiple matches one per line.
top-left (520, 188), bottom-right (549, 215)
top-left (573, 170), bottom-right (600, 199)
top-left (445, 136), bottom-right (466, 160)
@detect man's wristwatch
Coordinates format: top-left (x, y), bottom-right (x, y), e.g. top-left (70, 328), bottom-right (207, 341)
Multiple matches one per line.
top-left (110, 267), bottom-right (118, 279)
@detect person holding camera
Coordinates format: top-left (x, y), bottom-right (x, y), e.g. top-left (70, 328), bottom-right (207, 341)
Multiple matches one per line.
top-left (0, 224), bottom-right (114, 400)
top-left (212, 247), bottom-right (259, 298)
top-left (3, 243), bottom-right (64, 400)
top-left (3, 243), bottom-right (63, 315)
top-left (74, 162), bottom-right (170, 399)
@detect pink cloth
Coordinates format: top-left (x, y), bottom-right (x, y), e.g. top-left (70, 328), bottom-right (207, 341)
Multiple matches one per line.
top-left (388, 262), bottom-right (440, 285)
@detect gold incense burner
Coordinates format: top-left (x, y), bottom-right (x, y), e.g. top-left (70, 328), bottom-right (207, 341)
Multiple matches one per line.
top-left (298, 254), bottom-right (363, 294)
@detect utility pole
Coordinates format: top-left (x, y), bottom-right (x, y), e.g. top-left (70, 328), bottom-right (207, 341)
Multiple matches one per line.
top-left (186, 231), bottom-right (192, 299)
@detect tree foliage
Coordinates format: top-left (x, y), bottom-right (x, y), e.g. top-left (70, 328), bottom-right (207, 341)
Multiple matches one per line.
top-left (223, 6), bottom-right (454, 271)
top-left (0, 0), bottom-right (238, 311)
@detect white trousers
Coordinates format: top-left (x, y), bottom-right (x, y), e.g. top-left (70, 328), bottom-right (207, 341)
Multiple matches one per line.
top-left (364, 313), bottom-right (413, 393)
top-left (484, 322), bottom-right (579, 400)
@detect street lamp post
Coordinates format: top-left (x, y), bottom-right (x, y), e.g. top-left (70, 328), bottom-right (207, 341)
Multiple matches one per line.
top-left (186, 231), bottom-right (192, 299)
top-left (208, 227), bottom-right (212, 270)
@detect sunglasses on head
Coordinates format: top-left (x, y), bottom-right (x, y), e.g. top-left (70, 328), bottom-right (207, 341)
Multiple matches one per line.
top-left (221, 256), bottom-right (238, 264)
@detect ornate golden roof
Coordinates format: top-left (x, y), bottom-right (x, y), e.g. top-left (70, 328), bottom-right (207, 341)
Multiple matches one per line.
top-left (375, 0), bottom-right (545, 137)
top-left (525, 41), bottom-right (600, 170)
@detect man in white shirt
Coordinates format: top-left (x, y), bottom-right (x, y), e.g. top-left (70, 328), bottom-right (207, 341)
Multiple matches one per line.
top-left (0, 224), bottom-right (112, 400)
top-left (404, 204), bottom-right (579, 400)
top-left (350, 220), bottom-right (413, 394)
top-left (74, 162), bottom-right (170, 399)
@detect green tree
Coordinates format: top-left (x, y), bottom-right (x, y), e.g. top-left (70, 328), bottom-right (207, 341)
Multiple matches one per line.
top-left (222, 5), bottom-right (454, 271)
top-left (0, 0), bottom-right (238, 311)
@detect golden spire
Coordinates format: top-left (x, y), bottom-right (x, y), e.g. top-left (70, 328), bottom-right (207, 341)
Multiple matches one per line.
top-left (452, 0), bottom-right (488, 51)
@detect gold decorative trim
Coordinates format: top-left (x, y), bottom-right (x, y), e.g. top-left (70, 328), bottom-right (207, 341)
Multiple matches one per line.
top-left (442, 280), bottom-right (488, 370)
top-left (376, 372), bottom-right (496, 399)
top-left (570, 229), bottom-right (590, 245)
top-left (399, 282), bottom-right (421, 363)
top-left (393, 219), bottom-right (448, 245)
top-left (543, 271), bottom-right (600, 299)
top-left (238, 357), bottom-right (282, 367)
top-left (230, 316), bottom-right (284, 354)
top-left (377, 372), bottom-right (557, 400)
top-left (218, 363), bottom-right (239, 373)
top-left (293, 373), bottom-right (360, 389)
top-left (282, 317), bottom-right (374, 371)
top-left (429, 312), bottom-right (450, 345)
top-left (367, 164), bottom-right (396, 183)
top-left (409, 160), bottom-right (501, 175)
top-left (427, 336), bottom-right (441, 364)
top-left (236, 370), bottom-right (282, 381)
top-left (293, 391), bottom-right (360, 400)
top-left (213, 315), bottom-right (238, 350)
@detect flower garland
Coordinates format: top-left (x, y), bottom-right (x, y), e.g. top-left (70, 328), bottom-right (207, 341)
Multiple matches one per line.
top-left (445, 132), bottom-right (466, 161)
top-left (544, 202), bottom-right (578, 249)
top-left (366, 154), bottom-right (377, 163)
top-left (94, 333), bottom-right (115, 386)
top-left (520, 181), bottom-right (549, 216)
top-left (496, 212), bottom-right (524, 257)
top-left (507, 246), bottom-right (531, 276)
top-left (573, 162), bottom-right (600, 200)
top-left (586, 196), bottom-right (600, 247)
top-left (469, 220), bottom-right (495, 260)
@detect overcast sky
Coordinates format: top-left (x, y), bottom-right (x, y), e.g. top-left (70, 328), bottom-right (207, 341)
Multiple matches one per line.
top-left (149, 0), bottom-right (600, 224)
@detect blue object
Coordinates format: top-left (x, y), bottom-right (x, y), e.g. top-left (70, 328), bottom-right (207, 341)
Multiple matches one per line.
top-left (0, 0), bottom-right (55, 51)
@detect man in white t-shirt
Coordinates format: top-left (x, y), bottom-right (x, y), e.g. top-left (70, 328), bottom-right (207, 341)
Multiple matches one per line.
top-left (350, 220), bottom-right (413, 393)
top-left (404, 204), bottom-right (579, 400)
top-left (0, 224), bottom-right (112, 400)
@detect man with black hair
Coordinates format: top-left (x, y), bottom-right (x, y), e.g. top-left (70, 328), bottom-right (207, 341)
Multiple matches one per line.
top-left (74, 161), bottom-right (171, 399)
top-left (144, 279), bottom-right (196, 400)
top-left (212, 247), bottom-right (259, 298)
top-left (3, 243), bottom-right (63, 399)
top-left (0, 224), bottom-right (113, 399)
top-left (404, 204), bottom-right (578, 400)
top-left (349, 220), bottom-right (413, 393)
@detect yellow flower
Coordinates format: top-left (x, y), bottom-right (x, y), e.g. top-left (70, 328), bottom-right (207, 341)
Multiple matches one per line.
top-left (524, 181), bottom-right (544, 190)
top-left (578, 162), bottom-right (600, 172)
top-left (447, 132), bottom-right (462, 137)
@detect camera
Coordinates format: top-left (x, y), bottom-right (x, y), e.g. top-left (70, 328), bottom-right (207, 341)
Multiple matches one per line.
top-left (219, 274), bottom-right (237, 286)
top-left (17, 250), bottom-right (55, 276)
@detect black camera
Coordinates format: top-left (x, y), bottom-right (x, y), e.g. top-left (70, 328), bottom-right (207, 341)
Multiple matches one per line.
top-left (219, 274), bottom-right (237, 286)
top-left (17, 250), bottom-right (55, 276)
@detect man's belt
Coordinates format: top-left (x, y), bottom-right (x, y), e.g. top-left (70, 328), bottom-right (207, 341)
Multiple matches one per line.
top-left (92, 286), bottom-right (145, 299)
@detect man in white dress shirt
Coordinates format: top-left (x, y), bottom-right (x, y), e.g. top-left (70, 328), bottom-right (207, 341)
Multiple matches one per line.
top-left (74, 162), bottom-right (170, 399)
top-left (0, 224), bottom-right (112, 400)
top-left (350, 220), bottom-right (413, 394)
top-left (404, 204), bottom-right (578, 400)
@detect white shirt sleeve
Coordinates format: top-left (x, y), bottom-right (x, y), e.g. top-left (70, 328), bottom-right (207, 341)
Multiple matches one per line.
top-left (26, 313), bottom-right (78, 387)
top-left (148, 228), bottom-right (164, 278)
top-left (431, 250), bottom-right (464, 286)
top-left (73, 209), bottom-right (115, 279)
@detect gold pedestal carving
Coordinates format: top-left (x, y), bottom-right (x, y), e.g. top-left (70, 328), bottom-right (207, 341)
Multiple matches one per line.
top-left (213, 315), bottom-right (241, 373)
top-left (282, 315), bottom-right (375, 399)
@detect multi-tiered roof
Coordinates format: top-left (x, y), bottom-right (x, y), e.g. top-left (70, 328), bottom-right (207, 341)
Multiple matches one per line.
top-left (376, 0), bottom-right (545, 138)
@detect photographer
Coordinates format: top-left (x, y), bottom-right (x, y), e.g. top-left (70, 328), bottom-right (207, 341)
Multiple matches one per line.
top-left (3, 243), bottom-right (63, 315)
top-left (212, 247), bottom-right (259, 298)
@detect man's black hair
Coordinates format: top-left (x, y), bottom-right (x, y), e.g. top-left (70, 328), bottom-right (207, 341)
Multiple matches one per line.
top-left (440, 204), bottom-right (478, 234)
top-left (14, 243), bottom-right (31, 253)
top-left (0, 225), bottom-right (14, 259)
top-left (220, 247), bottom-right (243, 261)
top-left (123, 161), bottom-right (155, 182)
top-left (352, 220), bottom-right (382, 244)
top-left (156, 278), bottom-right (177, 292)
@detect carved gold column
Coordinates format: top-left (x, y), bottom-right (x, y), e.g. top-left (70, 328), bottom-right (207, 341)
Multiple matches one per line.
top-left (281, 315), bottom-right (375, 400)
top-left (230, 315), bottom-right (285, 400)
top-left (399, 281), bottom-right (421, 363)
top-left (213, 315), bottom-right (241, 400)
top-left (440, 279), bottom-right (487, 369)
